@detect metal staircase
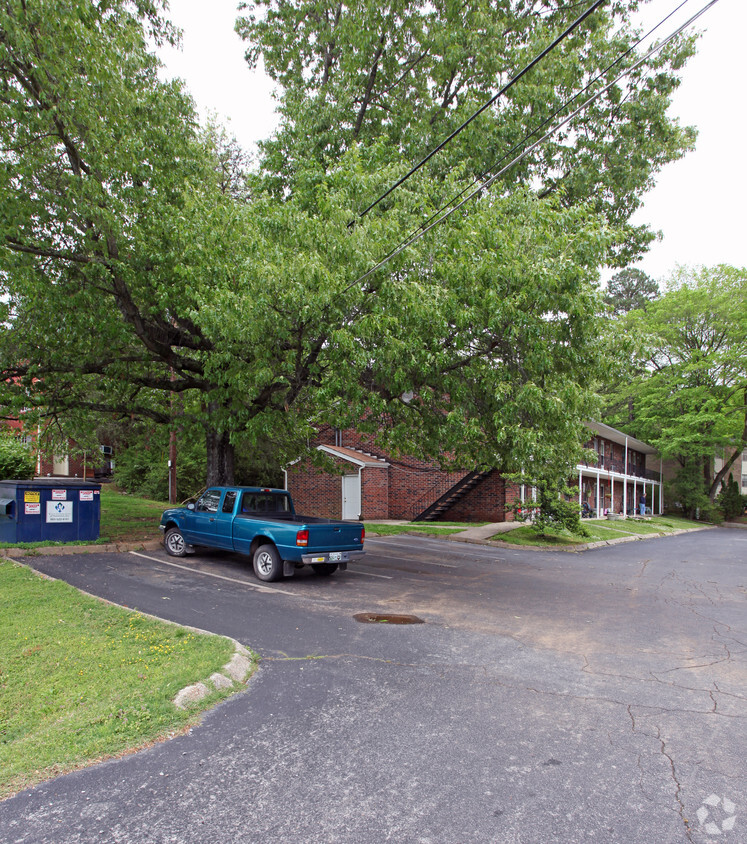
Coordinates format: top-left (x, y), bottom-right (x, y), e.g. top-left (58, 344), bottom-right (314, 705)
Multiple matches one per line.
top-left (412, 470), bottom-right (493, 522)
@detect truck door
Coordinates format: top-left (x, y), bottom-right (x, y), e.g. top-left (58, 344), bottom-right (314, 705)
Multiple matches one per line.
top-left (213, 489), bottom-right (238, 550)
top-left (189, 488), bottom-right (223, 546)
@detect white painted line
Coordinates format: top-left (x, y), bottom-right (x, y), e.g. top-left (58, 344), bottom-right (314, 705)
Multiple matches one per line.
top-left (346, 568), bottom-right (393, 579)
top-left (128, 551), bottom-right (296, 596)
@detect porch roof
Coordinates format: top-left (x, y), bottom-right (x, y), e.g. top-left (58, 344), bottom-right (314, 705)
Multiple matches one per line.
top-left (317, 445), bottom-right (390, 468)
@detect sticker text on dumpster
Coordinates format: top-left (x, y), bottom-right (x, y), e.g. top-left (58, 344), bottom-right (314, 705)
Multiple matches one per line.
top-left (46, 501), bottom-right (73, 523)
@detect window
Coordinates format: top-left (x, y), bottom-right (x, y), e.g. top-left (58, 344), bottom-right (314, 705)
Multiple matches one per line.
top-left (222, 491), bottom-right (237, 514)
top-left (240, 492), bottom-right (292, 515)
top-left (196, 489), bottom-right (221, 513)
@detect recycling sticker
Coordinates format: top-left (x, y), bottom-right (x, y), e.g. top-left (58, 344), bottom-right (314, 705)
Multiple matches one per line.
top-left (697, 794), bottom-right (737, 836)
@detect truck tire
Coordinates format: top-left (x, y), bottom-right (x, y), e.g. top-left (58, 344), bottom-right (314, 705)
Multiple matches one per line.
top-left (253, 544), bottom-right (283, 582)
top-left (164, 527), bottom-right (187, 557)
top-left (311, 563), bottom-right (339, 576)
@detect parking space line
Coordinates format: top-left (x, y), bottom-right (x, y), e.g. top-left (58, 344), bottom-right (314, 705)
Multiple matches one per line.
top-left (129, 551), bottom-right (296, 596)
top-left (346, 568), bottom-right (393, 579)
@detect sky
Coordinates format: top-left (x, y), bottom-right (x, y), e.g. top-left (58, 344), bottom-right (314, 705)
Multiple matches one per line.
top-left (159, 0), bottom-right (747, 284)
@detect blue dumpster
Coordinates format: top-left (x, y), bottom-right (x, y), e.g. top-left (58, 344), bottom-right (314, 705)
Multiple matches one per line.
top-left (0, 479), bottom-right (101, 544)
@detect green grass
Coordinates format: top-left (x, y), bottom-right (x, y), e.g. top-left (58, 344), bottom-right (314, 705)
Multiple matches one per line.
top-left (0, 560), bottom-right (250, 799)
top-left (98, 485), bottom-right (170, 544)
top-left (490, 515), bottom-right (706, 546)
top-left (364, 522), bottom-right (473, 536)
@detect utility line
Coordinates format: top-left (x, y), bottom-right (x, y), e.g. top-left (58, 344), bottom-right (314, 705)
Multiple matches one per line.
top-left (343, 0), bottom-right (721, 293)
top-left (365, 0), bottom-right (695, 270)
top-left (348, 0), bottom-right (607, 227)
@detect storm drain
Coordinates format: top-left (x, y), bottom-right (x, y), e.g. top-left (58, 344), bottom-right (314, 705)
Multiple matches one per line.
top-left (354, 612), bottom-right (424, 625)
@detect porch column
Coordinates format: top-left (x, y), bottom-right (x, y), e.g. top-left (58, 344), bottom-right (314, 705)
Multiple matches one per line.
top-left (578, 470), bottom-right (583, 508)
top-left (611, 476), bottom-right (614, 515)
top-left (623, 437), bottom-right (629, 515)
top-left (633, 478), bottom-right (637, 515)
top-left (596, 472), bottom-right (600, 517)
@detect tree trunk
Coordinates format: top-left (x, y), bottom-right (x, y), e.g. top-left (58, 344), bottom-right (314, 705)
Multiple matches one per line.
top-left (206, 426), bottom-right (235, 486)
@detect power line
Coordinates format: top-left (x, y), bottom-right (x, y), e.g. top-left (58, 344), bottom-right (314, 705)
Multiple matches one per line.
top-left (343, 0), bottom-right (721, 293)
top-left (348, 0), bottom-right (607, 227)
top-left (364, 0), bottom-right (695, 271)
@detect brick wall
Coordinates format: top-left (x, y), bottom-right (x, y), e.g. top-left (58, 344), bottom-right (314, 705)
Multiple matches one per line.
top-left (286, 458), bottom-right (343, 519)
top-left (361, 468), bottom-right (388, 520)
top-left (442, 472), bottom-right (509, 522)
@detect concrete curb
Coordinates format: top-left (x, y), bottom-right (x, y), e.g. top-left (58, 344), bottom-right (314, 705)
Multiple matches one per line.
top-left (173, 643), bottom-right (254, 710)
top-left (1, 539), bottom-right (163, 558)
top-left (722, 521), bottom-right (747, 530)
top-left (442, 524), bottom-right (716, 553)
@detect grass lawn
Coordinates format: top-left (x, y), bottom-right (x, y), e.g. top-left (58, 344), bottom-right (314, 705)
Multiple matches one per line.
top-left (0, 559), bottom-right (250, 799)
top-left (98, 485), bottom-right (169, 544)
top-left (364, 522), bottom-right (477, 536)
top-left (490, 515), bottom-right (707, 546)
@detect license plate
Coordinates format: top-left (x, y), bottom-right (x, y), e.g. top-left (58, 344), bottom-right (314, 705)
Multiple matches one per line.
top-left (329, 552), bottom-right (342, 562)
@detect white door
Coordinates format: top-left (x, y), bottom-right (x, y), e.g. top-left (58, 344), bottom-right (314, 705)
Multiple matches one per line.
top-left (53, 454), bottom-right (69, 476)
top-left (342, 474), bottom-right (361, 520)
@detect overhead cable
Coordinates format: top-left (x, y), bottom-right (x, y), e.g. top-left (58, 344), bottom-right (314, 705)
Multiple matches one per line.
top-left (348, 0), bottom-right (607, 227)
top-left (343, 0), bottom-right (721, 293)
top-left (395, 0), bottom-right (695, 253)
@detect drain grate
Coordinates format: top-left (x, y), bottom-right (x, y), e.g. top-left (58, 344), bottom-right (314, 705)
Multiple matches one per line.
top-left (354, 612), bottom-right (424, 625)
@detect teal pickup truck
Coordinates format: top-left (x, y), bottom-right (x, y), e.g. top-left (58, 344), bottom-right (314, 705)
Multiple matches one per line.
top-left (159, 486), bottom-right (365, 582)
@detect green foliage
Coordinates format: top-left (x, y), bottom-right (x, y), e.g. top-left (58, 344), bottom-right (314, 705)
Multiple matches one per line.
top-left (114, 423), bottom-right (207, 502)
top-left (666, 459), bottom-right (713, 521)
top-left (603, 265), bottom-right (747, 502)
top-left (238, 0), bottom-right (697, 264)
top-left (0, 0), bottom-right (696, 496)
top-left (604, 268), bottom-right (659, 315)
top-left (716, 473), bottom-right (745, 522)
top-left (514, 480), bottom-right (587, 537)
top-left (0, 434), bottom-right (35, 480)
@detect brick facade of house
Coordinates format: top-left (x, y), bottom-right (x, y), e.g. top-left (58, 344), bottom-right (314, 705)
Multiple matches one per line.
top-left (286, 426), bottom-right (514, 522)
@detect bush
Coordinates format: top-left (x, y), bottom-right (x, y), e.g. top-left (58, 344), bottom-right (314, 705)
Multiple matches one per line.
top-left (114, 424), bottom-right (206, 501)
top-left (513, 480), bottom-right (588, 537)
top-left (0, 434), bottom-right (35, 480)
top-left (716, 474), bottom-right (744, 521)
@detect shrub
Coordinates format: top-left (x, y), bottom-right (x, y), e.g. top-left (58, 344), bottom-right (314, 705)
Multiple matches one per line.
top-left (0, 434), bottom-right (35, 480)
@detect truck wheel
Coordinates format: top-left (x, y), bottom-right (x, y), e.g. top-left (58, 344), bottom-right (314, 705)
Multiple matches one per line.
top-left (311, 563), bottom-right (339, 576)
top-left (253, 544), bottom-right (283, 582)
top-left (164, 527), bottom-right (187, 557)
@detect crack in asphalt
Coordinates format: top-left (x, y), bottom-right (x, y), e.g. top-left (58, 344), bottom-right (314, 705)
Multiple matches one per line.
top-left (655, 726), bottom-right (695, 842)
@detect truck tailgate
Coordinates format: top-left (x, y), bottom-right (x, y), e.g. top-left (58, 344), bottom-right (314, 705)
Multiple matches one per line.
top-left (306, 522), bottom-right (363, 549)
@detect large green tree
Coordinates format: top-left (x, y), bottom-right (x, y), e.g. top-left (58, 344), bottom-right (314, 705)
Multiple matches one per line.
top-left (0, 0), bottom-right (698, 491)
top-left (237, 0), bottom-right (696, 264)
top-left (603, 265), bottom-right (747, 506)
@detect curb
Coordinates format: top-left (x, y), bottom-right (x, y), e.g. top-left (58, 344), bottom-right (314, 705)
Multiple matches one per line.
top-left (1, 539), bottom-right (163, 558)
top-left (172, 643), bottom-right (254, 710)
top-left (443, 524), bottom-right (716, 552)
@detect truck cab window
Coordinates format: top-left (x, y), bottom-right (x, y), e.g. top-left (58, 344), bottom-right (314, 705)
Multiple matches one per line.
top-left (196, 489), bottom-right (221, 513)
top-left (222, 491), bottom-right (237, 514)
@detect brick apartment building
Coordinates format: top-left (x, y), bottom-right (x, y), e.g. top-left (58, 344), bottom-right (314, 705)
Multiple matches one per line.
top-left (285, 421), bottom-right (662, 522)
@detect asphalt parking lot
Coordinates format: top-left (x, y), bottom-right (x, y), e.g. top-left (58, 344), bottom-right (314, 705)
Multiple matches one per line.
top-left (1, 528), bottom-right (745, 843)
